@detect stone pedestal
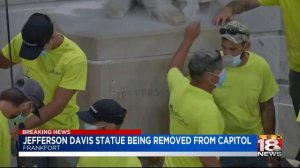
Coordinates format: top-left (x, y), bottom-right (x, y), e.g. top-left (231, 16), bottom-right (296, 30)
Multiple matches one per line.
top-left (43, 0), bottom-right (222, 134)
top-left (71, 29), bottom-right (220, 134)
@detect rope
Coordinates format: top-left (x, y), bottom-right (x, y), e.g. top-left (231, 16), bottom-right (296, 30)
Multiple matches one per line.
top-left (5, 1), bottom-right (23, 167)
top-left (5, 0), bottom-right (14, 87)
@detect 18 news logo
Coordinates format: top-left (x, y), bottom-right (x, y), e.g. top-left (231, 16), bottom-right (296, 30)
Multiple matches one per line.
top-left (257, 135), bottom-right (282, 157)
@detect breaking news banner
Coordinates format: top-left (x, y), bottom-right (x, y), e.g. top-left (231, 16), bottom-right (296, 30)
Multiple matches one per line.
top-left (18, 130), bottom-right (282, 157)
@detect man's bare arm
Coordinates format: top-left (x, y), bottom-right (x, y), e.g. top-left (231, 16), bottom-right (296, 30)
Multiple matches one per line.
top-left (200, 157), bottom-right (221, 167)
top-left (168, 21), bottom-right (200, 71)
top-left (228, 0), bottom-right (260, 14)
top-left (213, 0), bottom-right (261, 25)
top-left (259, 98), bottom-right (276, 134)
top-left (22, 87), bottom-right (77, 129)
top-left (0, 51), bottom-right (15, 69)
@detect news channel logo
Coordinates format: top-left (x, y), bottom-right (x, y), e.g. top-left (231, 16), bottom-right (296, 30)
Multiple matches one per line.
top-left (257, 134), bottom-right (282, 157)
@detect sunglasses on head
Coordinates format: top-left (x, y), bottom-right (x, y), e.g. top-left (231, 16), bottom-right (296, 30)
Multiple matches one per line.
top-left (219, 28), bottom-right (249, 36)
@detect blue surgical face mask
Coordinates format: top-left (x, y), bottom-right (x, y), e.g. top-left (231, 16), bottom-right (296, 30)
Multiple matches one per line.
top-left (216, 69), bottom-right (227, 87)
top-left (10, 110), bottom-right (25, 123)
top-left (231, 54), bottom-right (242, 67)
top-left (223, 46), bottom-right (245, 68)
top-left (9, 104), bottom-right (33, 123)
top-left (207, 69), bottom-right (227, 87)
top-left (39, 50), bottom-right (48, 57)
top-left (39, 39), bottom-right (52, 57)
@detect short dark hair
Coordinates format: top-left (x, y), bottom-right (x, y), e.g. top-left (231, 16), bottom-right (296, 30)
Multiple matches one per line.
top-left (0, 88), bottom-right (29, 106)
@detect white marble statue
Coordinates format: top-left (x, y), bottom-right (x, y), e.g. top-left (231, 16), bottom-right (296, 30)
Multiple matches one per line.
top-left (175, 0), bottom-right (211, 18)
top-left (105, 0), bottom-right (211, 25)
top-left (106, 0), bottom-right (131, 19)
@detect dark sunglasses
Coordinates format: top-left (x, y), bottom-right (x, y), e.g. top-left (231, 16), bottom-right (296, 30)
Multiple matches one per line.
top-left (219, 28), bottom-right (249, 36)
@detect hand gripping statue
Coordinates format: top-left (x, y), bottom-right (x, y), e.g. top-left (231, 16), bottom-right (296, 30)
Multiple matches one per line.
top-left (105, 0), bottom-right (211, 25)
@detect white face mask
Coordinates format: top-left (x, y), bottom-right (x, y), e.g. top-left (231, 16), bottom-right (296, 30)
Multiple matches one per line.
top-left (84, 123), bottom-right (97, 130)
top-left (222, 54), bottom-right (242, 67)
top-left (222, 45), bottom-right (245, 68)
top-left (84, 121), bottom-right (108, 130)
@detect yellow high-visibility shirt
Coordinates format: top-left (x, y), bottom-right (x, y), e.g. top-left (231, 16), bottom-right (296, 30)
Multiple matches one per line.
top-left (213, 52), bottom-right (279, 134)
top-left (2, 33), bottom-right (87, 129)
top-left (77, 156), bottom-right (142, 167)
top-left (258, 0), bottom-right (300, 72)
top-left (165, 68), bottom-right (224, 167)
top-left (0, 111), bottom-right (11, 167)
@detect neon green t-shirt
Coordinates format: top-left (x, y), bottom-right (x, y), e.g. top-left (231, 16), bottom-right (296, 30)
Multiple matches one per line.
top-left (164, 68), bottom-right (224, 167)
top-left (258, 0), bottom-right (300, 72)
top-left (77, 157), bottom-right (142, 167)
top-left (2, 33), bottom-right (87, 129)
top-left (297, 111), bottom-right (300, 122)
top-left (213, 52), bottom-right (279, 134)
top-left (0, 111), bottom-right (11, 167)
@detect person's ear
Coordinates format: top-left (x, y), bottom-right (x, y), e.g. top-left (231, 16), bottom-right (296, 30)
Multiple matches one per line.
top-left (20, 101), bottom-right (32, 116)
top-left (205, 72), bottom-right (214, 81)
top-left (244, 41), bottom-right (251, 51)
top-left (44, 33), bottom-right (55, 47)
